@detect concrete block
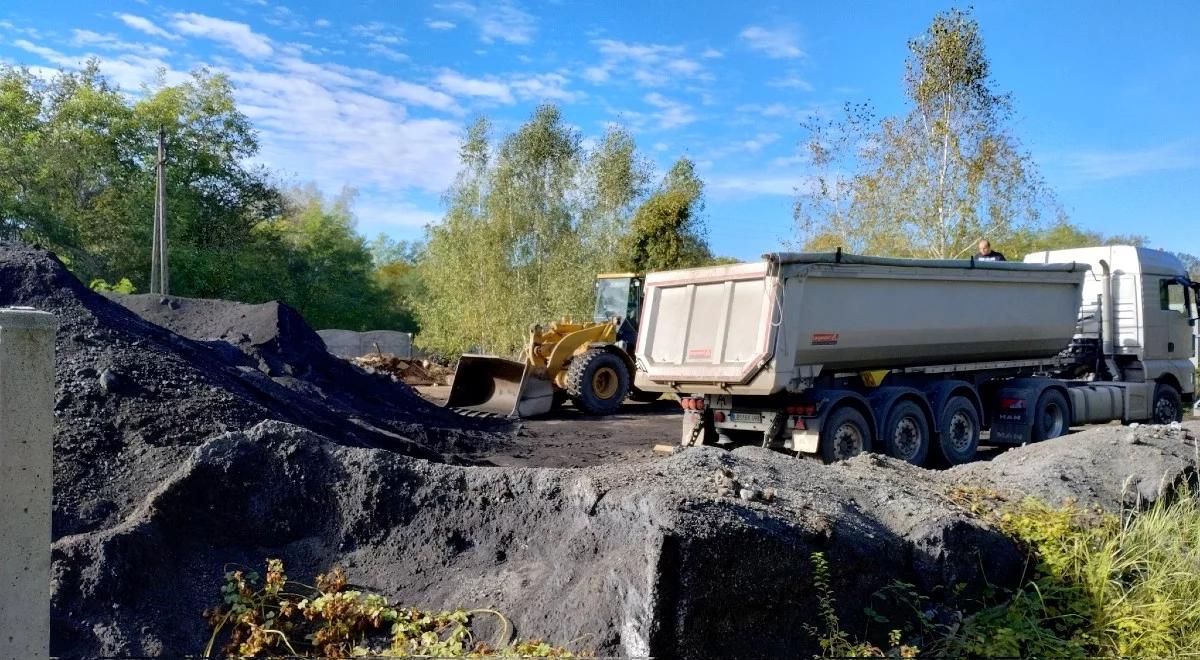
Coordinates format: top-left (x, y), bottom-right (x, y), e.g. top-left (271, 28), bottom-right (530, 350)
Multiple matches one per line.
top-left (0, 307), bottom-right (56, 659)
top-left (317, 328), bottom-right (418, 359)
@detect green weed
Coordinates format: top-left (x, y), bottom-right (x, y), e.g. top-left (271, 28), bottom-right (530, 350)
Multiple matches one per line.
top-left (203, 559), bottom-right (579, 658)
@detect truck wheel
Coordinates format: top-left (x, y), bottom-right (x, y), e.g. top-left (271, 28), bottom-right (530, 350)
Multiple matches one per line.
top-left (1032, 390), bottom-right (1071, 442)
top-left (566, 349), bottom-right (630, 415)
top-left (881, 400), bottom-right (930, 465)
top-left (935, 396), bottom-right (979, 465)
top-left (1152, 383), bottom-right (1183, 424)
top-left (819, 406), bottom-right (872, 463)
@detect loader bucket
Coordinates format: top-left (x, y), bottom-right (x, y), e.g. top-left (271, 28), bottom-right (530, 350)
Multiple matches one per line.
top-left (445, 354), bottom-right (555, 418)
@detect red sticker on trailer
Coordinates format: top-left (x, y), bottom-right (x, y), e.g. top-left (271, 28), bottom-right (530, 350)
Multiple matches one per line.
top-left (688, 348), bottom-right (712, 359)
top-left (811, 333), bottom-right (839, 345)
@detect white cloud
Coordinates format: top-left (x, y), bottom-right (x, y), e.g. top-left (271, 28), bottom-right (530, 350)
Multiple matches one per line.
top-left (769, 74), bottom-right (813, 91)
top-left (701, 47), bottom-right (723, 59)
top-left (709, 173), bottom-right (798, 197)
top-left (352, 21), bottom-right (405, 45)
top-left (314, 18), bottom-right (331, 28)
top-left (590, 39), bottom-right (711, 87)
top-left (739, 25), bottom-right (804, 59)
top-left (71, 29), bottom-right (170, 57)
top-left (582, 66), bottom-right (609, 84)
top-left (1053, 142), bottom-right (1200, 181)
top-left (427, 20), bottom-right (456, 30)
top-left (644, 92), bottom-right (696, 129)
top-left (354, 196), bottom-right (443, 229)
top-left (230, 66), bottom-right (463, 193)
top-left (170, 12), bottom-right (273, 58)
top-left (741, 132), bottom-right (781, 153)
top-left (369, 44), bottom-right (409, 62)
top-left (115, 14), bottom-right (179, 41)
top-left (436, 70), bottom-right (514, 103)
top-left (510, 72), bottom-right (581, 103)
top-left (437, 1), bottom-right (535, 44)
top-left (12, 40), bottom-right (75, 67)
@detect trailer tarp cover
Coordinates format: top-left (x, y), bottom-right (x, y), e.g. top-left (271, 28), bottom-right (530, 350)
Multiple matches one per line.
top-left (764, 251), bottom-right (1090, 273)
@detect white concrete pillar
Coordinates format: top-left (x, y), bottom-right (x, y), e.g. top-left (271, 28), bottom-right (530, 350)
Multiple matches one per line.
top-left (0, 307), bottom-right (56, 659)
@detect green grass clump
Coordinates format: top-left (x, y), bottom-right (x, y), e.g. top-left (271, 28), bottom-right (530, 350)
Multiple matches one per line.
top-left (203, 559), bottom-right (579, 658)
top-left (950, 490), bottom-right (1200, 656)
top-left (810, 488), bottom-right (1200, 657)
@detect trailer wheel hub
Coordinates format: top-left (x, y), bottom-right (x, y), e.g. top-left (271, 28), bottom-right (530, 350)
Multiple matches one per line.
top-left (948, 411), bottom-right (975, 452)
top-left (893, 417), bottom-right (921, 459)
top-left (833, 422), bottom-right (864, 459)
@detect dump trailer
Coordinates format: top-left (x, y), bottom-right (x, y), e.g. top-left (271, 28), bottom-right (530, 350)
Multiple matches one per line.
top-left (445, 274), bottom-right (650, 417)
top-left (634, 247), bottom-right (1198, 465)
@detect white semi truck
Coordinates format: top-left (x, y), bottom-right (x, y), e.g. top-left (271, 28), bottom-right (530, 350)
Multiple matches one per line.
top-left (633, 246), bottom-right (1198, 464)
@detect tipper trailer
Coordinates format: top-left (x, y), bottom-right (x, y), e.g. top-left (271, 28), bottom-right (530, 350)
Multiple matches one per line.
top-left (633, 247), bottom-right (1199, 465)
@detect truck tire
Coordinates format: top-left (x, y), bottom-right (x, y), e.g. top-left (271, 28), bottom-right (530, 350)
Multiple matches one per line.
top-left (881, 400), bottom-right (930, 465)
top-left (1032, 389), bottom-right (1071, 442)
top-left (1152, 383), bottom-right (1183, 424)
top-left (935, 396), bottom-right (979, 466)
top-left (566, 349), bottom-right (630, 415)
top-left (819, 406), bottom-right (872, 463)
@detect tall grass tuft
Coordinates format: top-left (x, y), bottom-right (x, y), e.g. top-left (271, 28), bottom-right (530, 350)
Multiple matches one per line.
top-left (950, 488), bottom-right (1200, 656)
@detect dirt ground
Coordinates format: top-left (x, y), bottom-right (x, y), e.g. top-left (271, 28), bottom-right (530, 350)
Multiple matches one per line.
top-left (417, 385), bottom-right (678, 467)
top-left (416, 385), bottom-right (1153, 467)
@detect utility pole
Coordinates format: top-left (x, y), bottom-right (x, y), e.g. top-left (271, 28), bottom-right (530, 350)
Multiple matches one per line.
top-left (149, 128), bottom-right (169, 295)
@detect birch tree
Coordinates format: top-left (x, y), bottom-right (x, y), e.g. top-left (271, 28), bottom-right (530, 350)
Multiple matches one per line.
top-left (795, 9), bottom-right (1057, 258)
top-left (416, 106), bottom-right (652, 357)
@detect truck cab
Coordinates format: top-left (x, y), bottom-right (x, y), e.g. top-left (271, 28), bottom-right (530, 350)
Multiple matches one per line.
top-left (1025, 246), bottom-right (1197, 399)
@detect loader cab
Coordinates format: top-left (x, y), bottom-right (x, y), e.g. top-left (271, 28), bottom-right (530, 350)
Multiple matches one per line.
top-left (593, 273), bottom-right (644, 348)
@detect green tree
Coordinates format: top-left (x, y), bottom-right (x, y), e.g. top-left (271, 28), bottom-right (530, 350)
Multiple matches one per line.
top-left (369, 234), bottom-right (424, 333)
top-left (1004, 221), bottom-right (1146, 261)
top-left (620, 157), bottom-right (712, 272)
top-left (260, 185), bottom-right (405, 331)
top-left (417, 106), bottom-right (660, 357)
top-left (795, 9), bottom-right (1057, 257)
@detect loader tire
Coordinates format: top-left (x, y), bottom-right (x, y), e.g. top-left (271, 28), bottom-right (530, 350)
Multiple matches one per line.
top-left (566, 349), bottom-right (630, 415)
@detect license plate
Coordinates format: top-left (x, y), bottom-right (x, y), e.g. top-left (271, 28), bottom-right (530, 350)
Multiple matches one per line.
top-left (730, 412), bottom-right (761, 424)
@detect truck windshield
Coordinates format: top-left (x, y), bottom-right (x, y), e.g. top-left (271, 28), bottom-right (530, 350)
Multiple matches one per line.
top-left (594, 277), bottom-right (632, 322)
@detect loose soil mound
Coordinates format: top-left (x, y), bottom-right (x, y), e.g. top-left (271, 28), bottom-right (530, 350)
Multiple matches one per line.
top-left (0, 242), bottom-right (498, 542)
top-left (53, 420), bottom-right (1025, 658)
top-left (954, 421), bottom-right (1200, 510)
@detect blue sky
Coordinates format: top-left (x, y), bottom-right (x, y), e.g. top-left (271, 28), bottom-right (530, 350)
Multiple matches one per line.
top-left (1, 0), bottom-right (1197, 259)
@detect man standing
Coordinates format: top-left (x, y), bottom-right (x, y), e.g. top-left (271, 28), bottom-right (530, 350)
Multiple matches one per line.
top-left (976, 239), bottom-right (1006, 262)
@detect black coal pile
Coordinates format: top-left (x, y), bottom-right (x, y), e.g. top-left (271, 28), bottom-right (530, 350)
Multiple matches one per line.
top-left (53, 420), bottom-right (1027, 658)
top-left (0, 242), bottom-right (498, 542)
top-left (112, 292), bottom-right (490, 452)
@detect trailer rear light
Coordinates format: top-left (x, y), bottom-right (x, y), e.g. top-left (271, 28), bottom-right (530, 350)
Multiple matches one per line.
top-left (713, 411), bottom-right (726, 423)
top-left (681, 397), bottom-right (705, 410)
top-left (785, 403), bottom-right (817, 415)
top-left (1000, 397), bottom-right (1027, 410)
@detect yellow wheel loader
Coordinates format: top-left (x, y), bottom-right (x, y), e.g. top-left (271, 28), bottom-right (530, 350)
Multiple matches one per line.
top-left (445, 273), bottom-right (657, 417)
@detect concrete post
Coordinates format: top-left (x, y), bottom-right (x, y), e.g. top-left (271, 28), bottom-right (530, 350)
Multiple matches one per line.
top-left (0, 307), bottom-right (56, 659)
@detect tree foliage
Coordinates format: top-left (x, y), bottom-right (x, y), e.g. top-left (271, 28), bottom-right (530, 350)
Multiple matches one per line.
top-left (1003, 221), bottom-right (1146, 261)
top-left (619, 157), bottom-right (712, 273)
top-left (416, 105), bottom-right (718, 357)
top-left (795, 9), bottom-right (1058, 258)
top-left (0, 62), bottom-right (410, 331)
